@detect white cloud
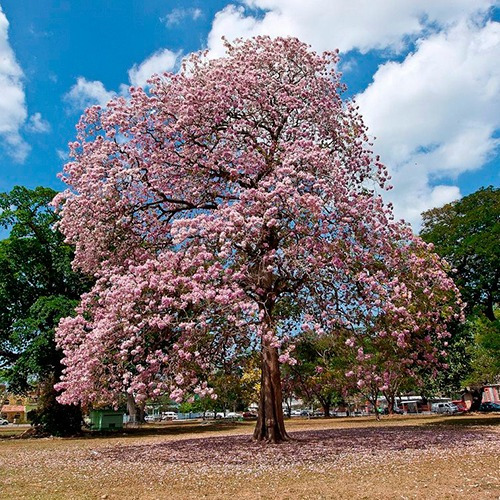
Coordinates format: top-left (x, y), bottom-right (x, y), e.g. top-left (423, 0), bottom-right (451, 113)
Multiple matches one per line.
top-left (64, 50), bottom-right (180, 112)
top-left (56, 149), bottom-right (69, 161)
top-left (128, 49), bottom-right (180, 88)
top-left (64, 77), bottom-right (117, 111)
top-left (205, 2), bottom-right (499, 229)
top-left (207, 0), bottom-right (495, 57)
top-left (356, 21), bottom-right (500, 228)
top-left (26, 112), bottom-right (50, 133)
top-left (163, 8), bottom-right (203, 27)
top-left (0, 5), bottom-right (29, 162)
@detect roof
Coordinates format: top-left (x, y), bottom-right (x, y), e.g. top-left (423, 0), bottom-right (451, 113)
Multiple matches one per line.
top-left (0, 405), bottom-right (25, 412)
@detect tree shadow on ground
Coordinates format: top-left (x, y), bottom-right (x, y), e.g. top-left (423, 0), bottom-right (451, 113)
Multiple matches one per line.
top-left (93, 423), bottom-right (499, 467)
top-left (420, 415), bottom-right (500, 428)
top-left (81, 420), bottom-right (246, 441)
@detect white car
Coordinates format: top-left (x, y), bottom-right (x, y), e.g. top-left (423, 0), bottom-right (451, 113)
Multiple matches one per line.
top-left (0, 418), bottom-right (9, 425)
top-left (224, 412), bottom-right (242, 419)
top-left (431, 402), bottom-right (459, 414)
top-left (161, 412), bottom-right (178, 420)
top-left (145, 415), bottom-right (162, 422)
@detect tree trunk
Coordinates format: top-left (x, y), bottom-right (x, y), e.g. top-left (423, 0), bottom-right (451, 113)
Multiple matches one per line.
top-left (384, 391), bottom-right (396, 416)
top-left (373, 400), bottom-right (380, 421)
top-left (253, 340), bottom-right (289, 443)
top-left (369, 390), bottom-right (380, 421)
top-left (126, 394), bottom-right (139, 424)
top-left (485, 292), bottom-right (496, 322)
top-left (138, 403), bottom-right (146, 423)
top-left (322, 402), bottom-right (331, 418)
top-left (468, 388), bottom-right (484, 411)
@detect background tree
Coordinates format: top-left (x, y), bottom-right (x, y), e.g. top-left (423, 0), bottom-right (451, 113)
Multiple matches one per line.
top-left (0, 186), bottom-right (89, 435)
top-left (417, 321), bottom-right (473, 400)
top-left (421, 187), bottom-right (499, 408)
top-left (420, 186), bottom-right (499, 321)
top-left (461, 313), bottom-right (500, 410)
top-left (54, 37), bottom-right (461, 443)
top-left (286, 335), bottom-right (348, 417)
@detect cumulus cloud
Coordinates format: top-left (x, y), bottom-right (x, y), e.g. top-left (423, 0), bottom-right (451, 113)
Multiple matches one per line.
top-left (26, 112), bottom-right (50, 133)
top-left (0, 6), bottom-right (29, 162)
top-left (207, 0), bottom-right (495, 57)
top-left (64, 77), bottom-right (117, 111)
top-left (128, 48), bottom-right (180, 88)
top-left (356, 21), bottom-right (500, 228)
top-left (205, 1), bottom-right (499, 229)
top-left (64, 49), bottom-right (180, 113)
top-left (163, 8), bottom-right (203, 27)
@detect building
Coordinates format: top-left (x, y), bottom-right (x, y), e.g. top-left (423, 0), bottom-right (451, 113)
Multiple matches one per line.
top-left (1, 393), bottom-right (38, 423)
top-left (482, 384), bottom-right (500, 403)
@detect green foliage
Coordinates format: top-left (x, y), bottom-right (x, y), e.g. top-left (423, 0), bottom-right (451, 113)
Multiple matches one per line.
top-left (7, 296), bottom-right (79, 393)
top-left (419, 321), bottom-right (474, 398)
top-left (420, 186), bottom-right (499, 320)
top-left (0, 186), bottom-right (90, 435)
top-left (420, 187), bottom-right (499, 396)
top-left (178, 396), bottom-right (215, 414)
top-left (285, 335), bottom-right (349, 414)
top-left (462, 313), bottom-right (500, 388)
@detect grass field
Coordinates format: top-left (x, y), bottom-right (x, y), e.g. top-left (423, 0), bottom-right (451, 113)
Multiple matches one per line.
top-left (0, 414), bottom-right (498, 499)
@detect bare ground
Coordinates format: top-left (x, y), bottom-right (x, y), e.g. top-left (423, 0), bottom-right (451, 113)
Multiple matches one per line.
top-left (0, 414), bottom-right (498, 499)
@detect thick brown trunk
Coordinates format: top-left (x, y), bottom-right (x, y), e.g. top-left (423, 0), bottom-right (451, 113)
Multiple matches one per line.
top-left (253, 340), bottom-right (289, 443)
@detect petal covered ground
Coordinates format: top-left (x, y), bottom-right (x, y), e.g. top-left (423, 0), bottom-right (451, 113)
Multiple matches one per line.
top-left (0, 416), bottom-right (499, 499)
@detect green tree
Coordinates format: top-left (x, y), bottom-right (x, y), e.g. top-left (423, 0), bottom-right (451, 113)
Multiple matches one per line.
top-left (461, 313), bottom-right (500, 410)
top-left (418, 321), bottom-right (473, 399)
top-left (420, 186), bottom-right (499, 321)
top-left (420, 187), bottom-right (499, 407)
top-left (0, 186), bottom-right (90, 435)
top-left (286, 335), bottom-right (349, 417)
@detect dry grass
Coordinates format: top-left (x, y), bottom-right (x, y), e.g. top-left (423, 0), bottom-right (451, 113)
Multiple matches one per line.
top-left (0, 425), bottom-right (25, 437)
top-left (0, 414), bottom-right (498, 499)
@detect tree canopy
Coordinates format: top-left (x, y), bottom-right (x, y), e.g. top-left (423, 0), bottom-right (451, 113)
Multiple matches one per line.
top-left (420, 186), bottom-right (499, 406)
top-left (420, 186), bottom-right (499, 321)
top-left (54, 37), bottom-right (461, 442)
top-left (0, 186), bottom-right (89, 435)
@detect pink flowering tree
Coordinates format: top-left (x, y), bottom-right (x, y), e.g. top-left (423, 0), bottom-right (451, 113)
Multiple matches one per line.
top-left (343, 245), bottom-right (464, 417)
top-left (54, 37), bottom-right (461, 443)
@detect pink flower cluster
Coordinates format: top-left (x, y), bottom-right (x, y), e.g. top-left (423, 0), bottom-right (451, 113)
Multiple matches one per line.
top-left (54, 36), bottom-right (461, 408)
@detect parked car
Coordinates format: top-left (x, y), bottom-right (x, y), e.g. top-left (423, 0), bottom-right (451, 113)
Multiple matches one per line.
top-left (290, 410), bottom-right (302, 416)
top-left (161, 411), bottom-right (178, 421)
top-left (242, 411), bottom-right (258, 420)
top-left (300, 410), bottom-right (313, 417)
top-left (382, 406), bottom-right (404, 415)
top-left (451, 400), bottom-right (468, 413)
top-left (478, 402), bottom-right (500, 412)
top-left (0, 418), bottom-right (8, 425)
top-left (145, 415), bottom-right (162, 422)
top-left (224, 412), bottom-right (242, 419)
top-left (431, 402), bottom-right (459, 414)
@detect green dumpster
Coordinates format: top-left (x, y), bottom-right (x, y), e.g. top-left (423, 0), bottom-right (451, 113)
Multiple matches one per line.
top-left (89, 410), bottom-right (124, 431)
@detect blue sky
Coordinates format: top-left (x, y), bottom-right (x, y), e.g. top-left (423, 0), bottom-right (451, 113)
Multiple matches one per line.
top-left (0, 0), bottom-right (498, 230)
